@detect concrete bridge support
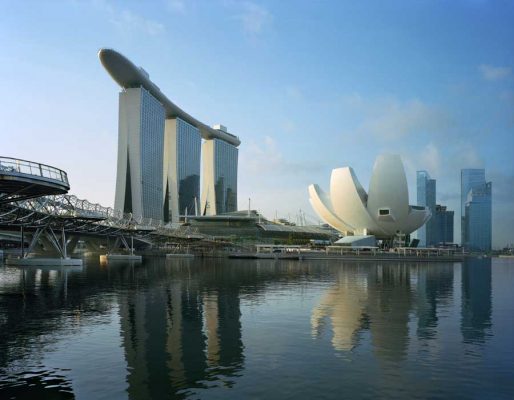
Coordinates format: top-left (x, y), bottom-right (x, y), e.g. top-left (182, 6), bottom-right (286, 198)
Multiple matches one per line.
top-left (6, 225), bottom-right (82, 266)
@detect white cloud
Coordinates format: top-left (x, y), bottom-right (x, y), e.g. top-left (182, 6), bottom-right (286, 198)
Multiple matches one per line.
top-left (449, 142), bottom-right (483, 169)
top-left (281, 119), bottom-right (296, 134)
top-left (90, 0), bottom-right (165, 36)
top-left (340, 92), bottom-right (364, 108)
top-left (356, 98), bottom-right (452, 140)
top-left (285, 85), bottom-right (303, 100)
top-left (401, 144), bottom-right (441, 189)
top-left (240, 135), bottom-right (323, 178)
top-left (235, 1), bottom-right (272, 35)
top-left (420, 143), bottom-right (442, 177)
top-left (241, 135), bottom-right (283, 174)
top-left (238, 135), bottom-right (318, 221)
top-left (479, 64), bottom-right (512, 81)
top-left (166, 0), bottom-right (186, 14)
top-left (110, 10), bottom-right (165, 36)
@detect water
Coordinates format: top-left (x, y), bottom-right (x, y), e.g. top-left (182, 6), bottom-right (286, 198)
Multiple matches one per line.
top-left (0, 256), bottom-right (513, 399)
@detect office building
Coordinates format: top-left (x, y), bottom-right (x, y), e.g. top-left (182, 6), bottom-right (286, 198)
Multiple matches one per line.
top-left (434, 205), bottom-right (454, 245)
top-left (461, 169), bottom-right (492, 251)
top-left (463, 177), bottom-right (492, 251)
top-left (416, 171), bottom-right (455, 247)
top-left (99, 49), bottom-right (240, 221)
top-left (417, 171), bottom-right (436, 246)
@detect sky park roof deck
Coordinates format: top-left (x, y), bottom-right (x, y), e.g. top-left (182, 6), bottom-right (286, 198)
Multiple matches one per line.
top-left (98, 48), bottom-right (240, 147)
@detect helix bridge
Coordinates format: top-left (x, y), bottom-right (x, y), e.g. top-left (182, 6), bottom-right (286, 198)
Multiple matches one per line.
top-left (0, 156), bottom-right (202, 264)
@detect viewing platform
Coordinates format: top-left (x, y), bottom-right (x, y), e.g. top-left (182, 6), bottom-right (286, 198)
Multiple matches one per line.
top-left (0, 156), bottom-right (70, 203)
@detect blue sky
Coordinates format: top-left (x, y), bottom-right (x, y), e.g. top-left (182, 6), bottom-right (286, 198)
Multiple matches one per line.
top-left (1, 0), bottom-right (513, 247)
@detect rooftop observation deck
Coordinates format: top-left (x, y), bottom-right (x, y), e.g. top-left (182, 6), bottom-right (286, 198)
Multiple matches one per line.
top-left (0, 157), bottom-right (70, 203)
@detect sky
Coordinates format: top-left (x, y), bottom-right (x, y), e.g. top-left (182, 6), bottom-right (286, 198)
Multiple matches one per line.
top-left (0, 0), bottom-right (513, 248)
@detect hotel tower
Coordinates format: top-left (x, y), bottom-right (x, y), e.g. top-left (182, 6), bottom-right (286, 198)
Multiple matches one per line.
top-left (99, 49), bottom-right (240, 222)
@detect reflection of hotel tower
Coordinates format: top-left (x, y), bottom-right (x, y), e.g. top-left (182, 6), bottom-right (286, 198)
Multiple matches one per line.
top-left (118, 268), bottom-right (243, 399)
top-left (311, 264), bottom-right (412, 361)
top-left (99, 49), bottom-right (240, 222)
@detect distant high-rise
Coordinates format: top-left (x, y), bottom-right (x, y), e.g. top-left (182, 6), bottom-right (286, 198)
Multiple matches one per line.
top-left (114, 87), bottom-right (165, 220)
top-left (417, 171), bottom-right (455, 247)
top-left (461, 169), bottom-right (492, 251)
top-left (417, 171), bottom-right (436, 246)
top-left (201, 131), bottom-right (238, 216)
top-left (461, 169), bottom-right (486, 224)
top-left (434, 205), bottom-right (454, 245)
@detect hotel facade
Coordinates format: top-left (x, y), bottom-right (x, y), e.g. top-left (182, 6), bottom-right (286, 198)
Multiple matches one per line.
top-left (99, 49), bottom-right (240, 222)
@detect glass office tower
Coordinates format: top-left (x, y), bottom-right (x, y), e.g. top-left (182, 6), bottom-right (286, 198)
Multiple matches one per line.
top-left (464, 181), bottom-right (492, 251)
top-left (461, 169), bottom-right (486, 246)
top-left (163, 118), bottom-right (201, 222)
top-left (201, 137), bottom-right (238, 215)
top-left (461, 169), bottom-right (491, 251)
top-left (417, 171), bottom-right (436, 246)
top-left (114, 87), bottom-right (165, 220)
top-left (434, 205), bottom-right (454, 245)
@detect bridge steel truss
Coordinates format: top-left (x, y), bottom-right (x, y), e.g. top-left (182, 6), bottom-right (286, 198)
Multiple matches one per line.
top-left (0, 193), bottom-right (183, 258)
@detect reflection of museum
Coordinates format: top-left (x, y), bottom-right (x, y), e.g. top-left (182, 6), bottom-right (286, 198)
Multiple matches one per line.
top-left (311, 259), bottom-right (492, 359)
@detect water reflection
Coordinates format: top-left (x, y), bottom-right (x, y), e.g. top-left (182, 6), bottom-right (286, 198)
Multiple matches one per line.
top-left (368, 264), bottom-right (412, 362)
top-left (0, 368), bottom-right (74, 399)
top-left (311, 265), bottom-right (367, 351)
top-left (0, 265), bottom-right (85, 368)
top-left (119, 259), bottom-right (244, 399)
top-left (311, 263), bottom-right (413, 362)
top-left (415, 263), bottom-right (454, 340)
top-left (310, 261), bottom-right (490, 362)
top-left (461, 258), bottom-right (492, 343)
top-left (0, 257), bottom-right (503, 399)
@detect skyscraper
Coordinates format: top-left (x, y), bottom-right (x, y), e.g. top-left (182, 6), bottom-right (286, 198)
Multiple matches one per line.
top-left (114, 87), bottom-right (165, 220)
top-left (417, 171), bottom-right (436, 246)
top-left (201, 127), bottom-right (238, 216)
top-left (99, 49), bottom-right (241, 221)
top-left (417, 171), bottom-right (455, 247)
top-left (434, 205), bottom-right (454, 245)
top-left (461, 169), bottom-right (486, 223)
top-left (164, 118), bottom-right (201, 222)
top-left (461, 169), bottom-right (492, 251)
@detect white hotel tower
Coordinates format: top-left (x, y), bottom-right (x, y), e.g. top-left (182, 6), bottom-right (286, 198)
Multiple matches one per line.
top-left (99, 49), bottom-right (240, 222)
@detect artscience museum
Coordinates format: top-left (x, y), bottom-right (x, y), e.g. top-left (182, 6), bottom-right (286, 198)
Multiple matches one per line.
top-left (308, 155), bottom-right (430, 243)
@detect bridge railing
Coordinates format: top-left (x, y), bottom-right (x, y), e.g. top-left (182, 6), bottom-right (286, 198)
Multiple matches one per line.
top-left (0, 156), bottom-right (69, 186)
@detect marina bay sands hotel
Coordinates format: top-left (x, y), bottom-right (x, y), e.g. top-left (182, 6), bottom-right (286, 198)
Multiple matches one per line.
top-left (99, 49), bottom-right (239, 222)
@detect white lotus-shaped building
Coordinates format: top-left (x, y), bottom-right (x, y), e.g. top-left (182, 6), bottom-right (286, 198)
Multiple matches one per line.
top-left (308, 154), bottom-right (430, 239)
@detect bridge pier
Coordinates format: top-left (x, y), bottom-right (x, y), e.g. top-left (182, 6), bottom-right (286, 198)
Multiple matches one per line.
top-left (101, 234), bottom-right (142, 262)
top-left (6, 225), bottom-right (83, 267)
